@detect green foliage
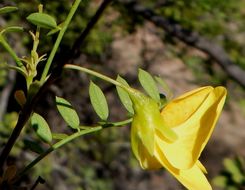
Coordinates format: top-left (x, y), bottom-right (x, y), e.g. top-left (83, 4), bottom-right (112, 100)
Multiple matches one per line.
top-left (31, 113), bottom-right (52, 143)
top-left (56, 96), bottom-right (80, 130)
top-left (0, 6), bottom-right (18, 15)
top-left (154, 76), bottom-right (173, 108)
top-left (138, 68), bottom-right (160, 102)
top-left (116, 75), bottom-right (134, 114)
top-left (89, 81), bottom-right (109, 121)
top-left (1, 112), bottom-right (18, 129)
top-left (78, 165), bottom-right (113, 190)
top-left (154, 76), bottom-right (173, 100)
top-left (0, 26), bottom-right (24, 36)
top-left (27, 12), bottom-right (57, 29)
top-left (213, 157), bottom-right (245, 189)
top-left (0, 112), bottom-right (24, 157)
top-left (140, 0), bottom-right (245, 75)
top-left (23, 139), bottom-right (45, 154)
top-left (47, 22), bottom-right (63, 36)
top-left (0, 69), bottom-right (7, 87)
top-left (8, 0), bottom-right (112, 56)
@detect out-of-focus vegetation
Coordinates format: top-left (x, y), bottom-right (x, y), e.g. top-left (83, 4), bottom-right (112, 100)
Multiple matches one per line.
top-left (213, 157), bottom-right (245, 190)
top-left (1, 0), bottom-right (245, 189)
top-left (1, 0), bottom-right (113, 56)
top-left (154, 0), bottom-right (245, 69)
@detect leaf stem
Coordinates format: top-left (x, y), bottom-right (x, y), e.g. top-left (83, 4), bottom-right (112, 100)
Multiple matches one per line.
top-left (64, 64), bottom-right (131, 91)
top-left (111, 118), bottom-right (133, 127)
top-left (0, 35), bottom-right (23, 67)
top-left (14, 126), bottom-right (102, 182)
top-left (40, 0), bottom-right (81, 83)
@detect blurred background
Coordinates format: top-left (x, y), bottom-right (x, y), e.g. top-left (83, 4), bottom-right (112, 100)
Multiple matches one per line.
top-left (0, 0), bottom-right (245, 189)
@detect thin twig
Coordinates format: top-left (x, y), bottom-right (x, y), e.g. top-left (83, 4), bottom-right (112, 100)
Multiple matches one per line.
top-left (30, 176), bottom-right (45, 190)
top-left (66, 0), bottom-right (113, 63)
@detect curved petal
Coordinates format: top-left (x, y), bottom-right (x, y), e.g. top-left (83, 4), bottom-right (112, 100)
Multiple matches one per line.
top-left (131, 117), bottom-right (162, 169)
top-left (131, 118), bottom-right (141, 162)
top-left (159, 86), bottom-right (227, 169)
top-left (155, 142), bottom-right (212, 190)
top-left (134, 139), bottom-right (162, 169)
top-left (131, 114), bottom-right (155, 156)
top-left (196, 160), bottom-right (208, 174)
top-left (160, 86), bottom-right (213, 128)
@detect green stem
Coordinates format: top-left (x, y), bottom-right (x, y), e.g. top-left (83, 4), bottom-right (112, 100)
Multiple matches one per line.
top-left (40, 0), bottom-right (81, 83)
top-left (0, 35), bottom-right (23, 67)
top-left (112, 118), bottom-right (133, 127)
top-left (64, 64), bottom-right (131, 91)
top-left (15, 126), bottom-right (102, 182)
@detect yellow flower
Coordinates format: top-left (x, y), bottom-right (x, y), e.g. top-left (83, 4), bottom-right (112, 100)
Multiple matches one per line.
top-left (129, 86), bottom-right (227, 190)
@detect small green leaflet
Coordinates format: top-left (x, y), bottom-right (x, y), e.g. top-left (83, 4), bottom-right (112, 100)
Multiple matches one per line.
top-left (0, 26), bottom-right (24, 35)
top-left (154, 76), bottom-right (173, 100)
top-left (116, 75), bottom-right (134, 114)
top-left (23, 139), bottom-right (45, 154)
top-left (0, 6), bottom-right (18, 15)
top-left (56, 96), bottom-right (80, 129)
top-left (27, 12), bottom-right (57, 29)
top-left (47, 22), bottom-right (65, 36)
top-left (138, 69), bottom-right (160, 102)
top-left (89, 81), bottom-right (109, 121)
top-left (31, 113), bottom-right (52, 143)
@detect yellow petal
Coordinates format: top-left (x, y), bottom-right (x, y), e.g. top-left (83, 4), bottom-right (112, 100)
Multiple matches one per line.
top-left (159, 86), bottom-right (227, 169)
top-left (160, 86), bottom-right (213, 128)
top-left (155, 142), bottom-right (212, 190)
top-left (134, 139), bottom-right (162, 170)
top-left (131, 118), bottom-right (141, 161)
top-left (196, 160), bottom-right (208, 174)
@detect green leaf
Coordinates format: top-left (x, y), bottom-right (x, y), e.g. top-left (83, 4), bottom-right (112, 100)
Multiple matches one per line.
top-left (27, 13), bottom-right (57, 29)
top-left (138, 69), bottom-right (160, 102)
top-left (227, 186), bottom-right (239, 190)
top-left (212, 176), bottom-right (228, 188)
top-left (47, 26), bottom-right (61, 36)
top-left (47, 22), bottom-right (64, 36)
top-left (0, 63), bottom-right (27, 78)
top-left (56, 96), bottom-right (80, 129)
top-left (155, 76), bottom-right (173, 100)
top-left (31, 113), bottom-right (52, 143)
top-left (116, 75), bottom-right (134, 114)
top-left (23, 139), bottom-right (45, 154)
top-left (89, 81), bottom-right (109, 120)
top-left (0, 26), bottom-right (24, 35)
top-left (224, 158), bottom-right (244, 184)
top-left (0, 6), bottom-right (18, 15)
